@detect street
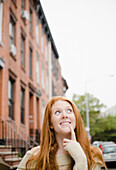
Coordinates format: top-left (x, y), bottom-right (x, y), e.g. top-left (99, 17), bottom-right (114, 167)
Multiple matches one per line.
top-left (101, 161), bottom-right (116, 170)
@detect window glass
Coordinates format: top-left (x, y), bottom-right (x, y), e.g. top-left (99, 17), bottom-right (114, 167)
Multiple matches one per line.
top-left (45, 38), bottom-right (48, 62)
top-left (0, 3), bottom-right (3, 42)
top-left (21, 0), bottom-right (25, 12)
top-left (21, 88), bottom-right (25, 124)
top-left (9, 16), bottom-right (15, 45)
top-left (36, 15), bottom-right (39, 44)
top-left (30, 8), bottom-right (32, 33)
top-left (41, 61), bottom-right (44, 90)
top-left (21, 34), bottom-right (25, 68)
top-left (8, 78), bottom-right (14, 120)
top-left (46, 70), bottom-right (49, 96)
top-left (29, 48), bottom-right (32, 77)
top-left (41, 28), bottom-right (44, 55)
top-left (36, 52), bottom-right (39, 84)
top-left (42, 100), bottom-right (45, 121)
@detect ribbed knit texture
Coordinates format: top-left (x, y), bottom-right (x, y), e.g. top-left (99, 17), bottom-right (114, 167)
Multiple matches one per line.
top-left (17, 142), bottom-right (103, 170)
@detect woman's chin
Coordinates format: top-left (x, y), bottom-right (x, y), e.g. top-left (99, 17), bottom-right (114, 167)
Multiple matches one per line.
top-left (61, 127), bottom-right (71, 134)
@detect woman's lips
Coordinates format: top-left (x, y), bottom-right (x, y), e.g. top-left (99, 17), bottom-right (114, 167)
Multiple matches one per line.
top-left (60, 121), bottom-right (71, 125)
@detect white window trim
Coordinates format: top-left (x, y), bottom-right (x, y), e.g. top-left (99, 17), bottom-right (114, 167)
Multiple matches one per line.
top-left (36, 54), bottom-right (39, 84)
top-left (41, 28), bottom-right (44, 55)
top-left (0, 3), bottom-right (3, 45)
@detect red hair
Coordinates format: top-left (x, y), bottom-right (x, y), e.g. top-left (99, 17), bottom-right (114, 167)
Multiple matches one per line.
top-left (26, 96), bottom-right (107, 170)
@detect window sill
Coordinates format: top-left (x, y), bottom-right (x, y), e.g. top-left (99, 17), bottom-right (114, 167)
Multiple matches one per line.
top-left (20, 122), bottom-right (26, 128)
top-left (8, 117), bottom-right (16, 124)
top-left (0, 41), bottom-right (4, 47)
top-left (21, 16), bottom-right (27, 26)
top-left (21, 66), bottom-right (26, 73)
top-left (30, 31), bottom-right (33, 39)
top-left (11, 0), bottom-right (17, 8)
top-left (10, 52), bottom-right (17, 61)
top-left (29, 76), bottom-right (33, 81)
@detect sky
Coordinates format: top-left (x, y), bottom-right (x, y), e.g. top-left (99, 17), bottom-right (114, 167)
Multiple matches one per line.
top-left (40, 0), bottom-right (116, 111)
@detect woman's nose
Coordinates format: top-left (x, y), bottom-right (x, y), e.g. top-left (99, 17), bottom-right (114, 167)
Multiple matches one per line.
top-left (61, 110), bottom-right (68, 118)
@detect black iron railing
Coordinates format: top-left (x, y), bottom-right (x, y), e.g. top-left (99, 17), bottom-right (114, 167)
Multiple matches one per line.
top-left (0, 116), bottom-right (39, 156)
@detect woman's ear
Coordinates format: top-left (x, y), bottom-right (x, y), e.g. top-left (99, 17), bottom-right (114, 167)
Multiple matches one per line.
top-left (50, 125), bottom-right (54, 129)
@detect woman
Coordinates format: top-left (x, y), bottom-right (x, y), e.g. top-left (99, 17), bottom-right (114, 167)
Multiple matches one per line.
top-left (17, 96), bottom-right (107, 170)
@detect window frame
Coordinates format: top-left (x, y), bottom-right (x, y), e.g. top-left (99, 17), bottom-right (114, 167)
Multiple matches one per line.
top-left (21, 33), bottom-right (25, 68)
top-left (20, 87), bottom-right (25, 124)
top-left (21, 0), bottom-right (25, 13)
top-left (29, 47), bottom-right (33, 78)
top-left (0, 2), bottom-right (3, 44)
top-left (9, 10), bottom-right (17, 46)
top-left (29, 8), bottom-right (33, 33)
top-left (36, 51), bottom-right (40, 85)
top-left (8, 77), bottom-right (15, 120)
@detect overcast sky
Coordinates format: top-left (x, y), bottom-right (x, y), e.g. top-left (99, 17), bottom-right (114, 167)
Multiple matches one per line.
top-left (41, 0), bottom-right (116, 111)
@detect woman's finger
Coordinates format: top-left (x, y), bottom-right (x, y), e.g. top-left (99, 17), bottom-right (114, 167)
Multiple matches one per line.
top-left (69, 125), bottom-right (76, 141)
top-left (63, 138), bottom-right (71, 143)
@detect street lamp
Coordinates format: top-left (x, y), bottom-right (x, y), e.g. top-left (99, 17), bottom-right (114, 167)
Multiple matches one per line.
top-left (85, 81), bottom-right (90, 140)
top-left (85, 74), bottom-right (114, 141)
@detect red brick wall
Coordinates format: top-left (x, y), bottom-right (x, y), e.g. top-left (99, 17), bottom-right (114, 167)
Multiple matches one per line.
top-left (0, 0), bottom-right (67, 139)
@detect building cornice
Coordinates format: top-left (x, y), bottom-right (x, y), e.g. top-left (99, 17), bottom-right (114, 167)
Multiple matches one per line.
top-left (33, 0), bottom-right (59, 59)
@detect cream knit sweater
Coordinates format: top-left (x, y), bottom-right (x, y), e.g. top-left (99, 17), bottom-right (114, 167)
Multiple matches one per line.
top-left (17, 141), bottom-right (103, 170)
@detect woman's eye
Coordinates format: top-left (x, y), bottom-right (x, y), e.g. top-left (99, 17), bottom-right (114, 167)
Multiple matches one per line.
top-left (67, 109), bottom-right (72, 113)
top-left (55, 110), bottom-right (61, 114)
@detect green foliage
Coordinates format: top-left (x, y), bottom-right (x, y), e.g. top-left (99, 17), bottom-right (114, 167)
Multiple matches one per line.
top-left (18, 152), bottom-right (23, 158)
top-left (72, 93), bottom-right (116, 142)
top-left (72, 93), bottom-right (106, 127)
top-left (91, 116), bottom-right (116, 142)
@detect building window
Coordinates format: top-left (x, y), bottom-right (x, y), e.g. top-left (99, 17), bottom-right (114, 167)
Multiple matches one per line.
top-left (45, 38), bottom-right (48, 62)
top-left (42, 100), bottom-right (45, 121)
top-left (52, 52), bottom-right (58, 80)
top-left (9, 15), bottom-right (15, 46)
top-left (36, 52), bottom-right (39, 84)
top-left (36, 97), bottom-right (40, 128)
top-left (46, 70), bottom-right (49, 96)
top-left (0, 2), bottom-right (3, 43)
top-left (41, 28), bottom-right (44, 55)
top-left (8, 78), bottom-right (14, 120)
top-left (21, 0), bottom-right (25, 12)
top-left (35, 15), bottom-right (39, 45)
top-left (21, 34), bottom-right (25, 68)
top-left (30, 8), bottom-right (32, 33)
top-left (41, 61), bottom-right (44, 90)
top-left (20, 87), bottom-right (25, 124)
top-left (29, 92), bottom-right (34, 137)
top-left (29, 48), bottom-right (32, 78)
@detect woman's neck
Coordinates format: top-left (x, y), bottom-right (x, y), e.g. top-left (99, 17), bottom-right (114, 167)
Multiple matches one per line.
top-left (56, 134), bottom-right (71, 154)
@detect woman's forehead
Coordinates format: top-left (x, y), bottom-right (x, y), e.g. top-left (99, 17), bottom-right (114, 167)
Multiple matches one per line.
top-left (51, 100), bottom-right (72, 109)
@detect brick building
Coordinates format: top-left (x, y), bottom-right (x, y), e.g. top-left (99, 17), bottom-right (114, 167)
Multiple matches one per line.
top-left (0, 0), bottom-right (68, 163)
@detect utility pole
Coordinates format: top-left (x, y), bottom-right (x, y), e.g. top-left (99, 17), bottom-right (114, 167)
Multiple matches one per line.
top-left (85, 74), bottom-right (114, 141)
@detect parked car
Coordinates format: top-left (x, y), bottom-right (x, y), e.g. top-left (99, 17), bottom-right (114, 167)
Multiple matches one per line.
top-left (92, 141), bottom-right (102, 147)
top-left (102, 144), bottom-right (116, 162)
top-left (92, 141), bottom-right (115, 149)
top-left (99, 141), bottom-right (115, 150)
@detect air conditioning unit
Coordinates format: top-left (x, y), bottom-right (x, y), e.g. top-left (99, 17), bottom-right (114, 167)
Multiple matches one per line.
top-left (10, 44), bottom-right (16, 57)
top-left (21, 10), bottom-right (29, 21)
top-left (0, 0), bottom-right (5, 3)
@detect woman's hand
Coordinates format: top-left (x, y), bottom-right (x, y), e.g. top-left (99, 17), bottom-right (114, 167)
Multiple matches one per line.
top-left (63, 125), bottom-right (76, 148)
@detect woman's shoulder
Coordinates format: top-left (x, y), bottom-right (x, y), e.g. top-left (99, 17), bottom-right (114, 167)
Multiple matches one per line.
top-left (17, 146), bottom-right (40, 169)
top-left (91, 146), bottom-right (104, 165)
top-left (30, 145), bottom-right (40, 155)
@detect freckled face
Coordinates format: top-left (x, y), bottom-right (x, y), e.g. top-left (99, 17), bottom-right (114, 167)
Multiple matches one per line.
top-left (51, 100), bottom-right (76, 135)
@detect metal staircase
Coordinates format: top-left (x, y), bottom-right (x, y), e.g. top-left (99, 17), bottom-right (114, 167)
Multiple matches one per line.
top-left (0, 116), bottom-right (39, 169)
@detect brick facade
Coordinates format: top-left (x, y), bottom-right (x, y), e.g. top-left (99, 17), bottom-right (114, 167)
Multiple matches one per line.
top-left (0, 0), bottom-right (68, 142)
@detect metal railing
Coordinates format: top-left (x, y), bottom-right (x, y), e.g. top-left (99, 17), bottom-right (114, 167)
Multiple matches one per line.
top-left (0, 116), bottom-right (40, 156)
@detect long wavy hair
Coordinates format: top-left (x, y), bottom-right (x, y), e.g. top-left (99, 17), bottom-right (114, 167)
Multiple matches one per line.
top-left (26, 96), bottom-right (107, 170)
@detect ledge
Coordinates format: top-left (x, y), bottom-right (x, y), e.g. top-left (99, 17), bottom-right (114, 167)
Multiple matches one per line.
top-left (0, 57), bottom-right (5, 68)
top-left (0, 41), bottom-right (4, 47)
